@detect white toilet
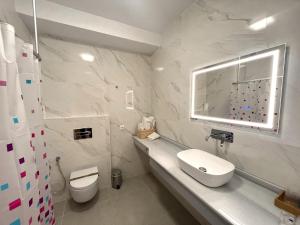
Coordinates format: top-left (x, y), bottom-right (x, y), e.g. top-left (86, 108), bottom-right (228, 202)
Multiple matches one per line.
top-left (69, 167), bottom-right (99, 203)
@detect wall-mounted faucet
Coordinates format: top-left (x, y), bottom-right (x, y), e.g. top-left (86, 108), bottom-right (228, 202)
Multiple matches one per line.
top-left (205, 129), bottom-right (234, 146)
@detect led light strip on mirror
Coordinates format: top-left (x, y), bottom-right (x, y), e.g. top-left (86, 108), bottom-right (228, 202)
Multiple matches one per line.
top-left (190, 46), bottom-right (284, 129)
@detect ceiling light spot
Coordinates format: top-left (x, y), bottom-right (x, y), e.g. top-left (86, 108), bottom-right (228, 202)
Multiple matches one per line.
top-left (155, 67), bottom-right (164, 72)
top-left (249, 17), bottom-right (274, 31)
top-left (80, 53), bottom-right (95, 62)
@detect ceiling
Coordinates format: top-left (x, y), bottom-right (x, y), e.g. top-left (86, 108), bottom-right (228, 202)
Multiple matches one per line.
top-left (16, 0), bottom-right (194, 54)
top-left (47, 0), bottom-right (194, 33)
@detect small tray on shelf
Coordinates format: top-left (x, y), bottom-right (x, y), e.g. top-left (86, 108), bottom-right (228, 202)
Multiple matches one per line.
top-left (136, 128), bottom-right (155, 139)
top-left (274, 191), bottom-right (300, 216)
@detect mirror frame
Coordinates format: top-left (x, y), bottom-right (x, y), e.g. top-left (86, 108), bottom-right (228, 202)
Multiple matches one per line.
top-left (190, 45), bottom-right (286, 130)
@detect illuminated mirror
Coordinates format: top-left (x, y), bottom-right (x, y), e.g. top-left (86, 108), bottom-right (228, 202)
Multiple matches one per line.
top-left (191, 45), bottom-right (286, 132)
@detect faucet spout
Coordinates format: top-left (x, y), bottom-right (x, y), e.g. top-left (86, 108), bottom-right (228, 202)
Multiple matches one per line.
top-left (205, 129), bottom-right (234, 144)
top-left (220, 134), bottom-right (226, 144)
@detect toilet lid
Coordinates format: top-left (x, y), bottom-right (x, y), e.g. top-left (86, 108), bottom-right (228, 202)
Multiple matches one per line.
top-left (70, 167), bottom-right (98, 180)
top-left (70, 174), bottom-right (98, 190)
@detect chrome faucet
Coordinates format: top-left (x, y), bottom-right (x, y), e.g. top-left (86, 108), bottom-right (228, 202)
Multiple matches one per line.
top-left (205, 129), bottom-right (234, 145)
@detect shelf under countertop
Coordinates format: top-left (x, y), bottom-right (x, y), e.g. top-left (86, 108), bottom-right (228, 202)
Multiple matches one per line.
top-left (133, 136), bottom-right (281, 225)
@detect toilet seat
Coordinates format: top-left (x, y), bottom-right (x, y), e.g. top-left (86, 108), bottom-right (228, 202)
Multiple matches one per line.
top-left (70, 174), bottom-right (98, 190)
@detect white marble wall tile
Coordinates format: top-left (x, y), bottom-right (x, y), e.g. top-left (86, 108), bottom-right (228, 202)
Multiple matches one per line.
top-left (151, 0), bottom-right (300, 197)
top-left (40, 36), bottom-right (152, 191)
top-left (110, 123), bottom-right (150, 179)
top-left (41, 62), bottom-right (108, 117)
top-left (45, 116), bottom-right (111, 202)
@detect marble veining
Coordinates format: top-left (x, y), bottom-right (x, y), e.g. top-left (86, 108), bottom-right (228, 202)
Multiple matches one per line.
top-left (151, 0), bottom-right (300, 198)
top-left (40, 36), bottom-right (152, 200)
top-left (45, 116), bottom-right (111, 203)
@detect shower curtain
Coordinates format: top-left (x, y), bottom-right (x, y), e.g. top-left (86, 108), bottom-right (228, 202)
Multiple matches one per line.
top-left (0, 23), bottom-right (55, 225)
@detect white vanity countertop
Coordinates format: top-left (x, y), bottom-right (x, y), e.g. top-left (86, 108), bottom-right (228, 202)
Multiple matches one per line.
top-left (133, 136), bottom-right (281, 225)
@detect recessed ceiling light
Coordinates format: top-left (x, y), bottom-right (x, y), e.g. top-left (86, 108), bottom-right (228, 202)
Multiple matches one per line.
top-left (249, 16), bottom-right (274, 31)
top-left (80, 53), bottom-right (95, 62)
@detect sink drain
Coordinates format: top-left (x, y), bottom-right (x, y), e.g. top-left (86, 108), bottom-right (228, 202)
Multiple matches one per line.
top-left (198, 167), bottom-right (207, 173)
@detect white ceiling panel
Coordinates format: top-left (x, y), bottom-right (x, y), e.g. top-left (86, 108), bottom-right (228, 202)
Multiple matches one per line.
top-left (47, 0), bottom-right (194, 32)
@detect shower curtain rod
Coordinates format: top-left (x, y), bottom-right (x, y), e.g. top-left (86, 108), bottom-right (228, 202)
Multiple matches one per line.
top-left (33, 50), bottom-right (42, 61)
top-left (32, 0), bottom-right (42, 61)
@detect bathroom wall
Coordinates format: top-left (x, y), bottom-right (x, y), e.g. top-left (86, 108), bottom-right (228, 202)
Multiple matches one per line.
top-left (205, 68), bottom-right (236, 117)
top-left (0, 0), bottom-right (31, 42)
top-left (151, 0), bottom-right (300, 197)
top-left (45, 116), bottom-right (111, 202)
top-left (39, 36), bottom-right (152, 195)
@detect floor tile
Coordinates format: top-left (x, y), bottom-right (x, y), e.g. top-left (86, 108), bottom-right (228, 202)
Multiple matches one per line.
top-left (54, 201), bottom-right (66, 218)
top-left (56, 174), bottom-right (200, 225)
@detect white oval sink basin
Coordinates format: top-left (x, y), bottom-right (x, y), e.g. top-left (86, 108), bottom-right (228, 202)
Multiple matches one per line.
top-left (177, 149), bottom-right (235, 187)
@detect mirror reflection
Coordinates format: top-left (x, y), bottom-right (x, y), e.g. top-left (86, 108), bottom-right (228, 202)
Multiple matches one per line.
top-left (191, 45), bottom-right (286, 132)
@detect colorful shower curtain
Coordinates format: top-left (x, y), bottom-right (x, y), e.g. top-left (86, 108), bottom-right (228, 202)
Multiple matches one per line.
top-left (0, 23), bottom-right (55, 225)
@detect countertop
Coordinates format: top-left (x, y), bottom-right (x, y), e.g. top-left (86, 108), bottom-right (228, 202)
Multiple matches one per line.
top-left (133, 136), bottom-right (281, 225)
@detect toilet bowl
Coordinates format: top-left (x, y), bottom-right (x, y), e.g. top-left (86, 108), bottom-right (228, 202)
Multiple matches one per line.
top-left (69, 167), bottom-right (99, 203)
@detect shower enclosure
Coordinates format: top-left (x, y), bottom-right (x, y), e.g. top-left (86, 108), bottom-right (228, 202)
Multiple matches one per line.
top-left (0, 21), bottom-right (55, 225)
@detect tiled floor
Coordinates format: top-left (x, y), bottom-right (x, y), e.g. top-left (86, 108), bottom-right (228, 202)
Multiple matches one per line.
top-left (54, 173), bottom-right (200, 225)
